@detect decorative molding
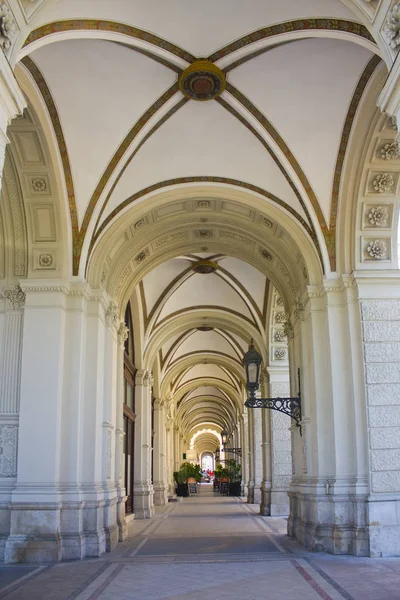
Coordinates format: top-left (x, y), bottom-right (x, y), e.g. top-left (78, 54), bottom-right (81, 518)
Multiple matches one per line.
top-left (2, 285), bottom-right (25, 310)
top-left (219, 230), bottom-right (254, 246)
top-left (283, 320), bottom-right (294, 340)
top-left (366, 239), bottom-right (387, 259)
top-left (274, 348), bottom-right (287, 360)
top-left (117, 322), bottom-right (129, 345)
top-left (38, 253), bottom-right (53, 268)
top-left (208, 19), bottom-right (375, 64)
top-left (276, 296), bottom-right (284, 307)
top-left (195, 229), bottom-right (213, 239)
top-left (383, 3), bottom-right (400, 50)
top-left (372, 173), bottom-right (394, 193)
top-left (380, 141), bottom-right (399, 160)
top-left (368, 205), bottom-right (389, 227)
top-left (197, 200), bottom-right (210, 208)
top-left (275, 312), bottom-right (286, 324)
top-left (0, 425), bottom-right (17, 477)
top-left (259, 247), bottom-right (272, 261)
top-left (107, 429), bottom-right (112, 480)
top-left (105, 299), bottom-right (119, 327)
top-left (0, 2), bottom-right (17, 52)
top-left (293, 301), bottom-right (304, 321)
top-left (135, 248), bottom-right (149, 264)
top-left (31, 177), bottom-right (47, 193)
top-left (134, 218), bottom-right (146, 230)
top-left (274, 330), bottom-right (287, 342)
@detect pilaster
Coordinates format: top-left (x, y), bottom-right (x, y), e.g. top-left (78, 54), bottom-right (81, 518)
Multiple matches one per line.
top-left (133, 370), bottom-right (154, 519)
top-left (153, 398), bottom-right (168, 506)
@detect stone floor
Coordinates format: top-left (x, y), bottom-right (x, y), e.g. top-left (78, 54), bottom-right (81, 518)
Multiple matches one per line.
top-left (1, 485), bottom-right (400, 598)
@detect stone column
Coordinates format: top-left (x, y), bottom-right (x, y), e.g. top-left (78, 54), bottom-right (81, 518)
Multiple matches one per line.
top-left (247, 410), bottom-right (255, 503)
top-left (269, 375), bottom-right (291, 515)
top-left (0, 286), bottom-right (24, 559)
top-left (5, 285), bottom-right (67, 562)
top-left (114, 323), bottom-right (128, 541)
top-left (358, 278), bottom-right (400, 557)
top-left (133, 370), bottom-right (154, 519)
top-left (153, 398), bottom-right (168, 506)
top-left (260, 406), bottom-right (272, 516)
top-left (240, 413), bottom-right (249, 497)
top-left (288, 279), bottom-right (371, 556)
top-left (166, 418), bottom-right (175, 496)
top-left (253, 408), bottom-right (263, 504)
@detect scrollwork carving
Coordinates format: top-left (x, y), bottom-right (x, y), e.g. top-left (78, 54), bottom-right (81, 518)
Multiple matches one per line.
top-left (2, 285), bottom-right (25, 310)
top-left (117, 322), bottom-right (129, 345)
top-left (106, 299), bottom-right (119, 327)
top-left (383, 3), bottom-right (400, 50)
top-left (0, 2), bottom-right (17, 52)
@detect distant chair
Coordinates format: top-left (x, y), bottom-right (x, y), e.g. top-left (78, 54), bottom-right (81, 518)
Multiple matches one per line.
top-left (219, 476), bottom-right (230, 496)
top-left (187, 477), bottom-right (198, 495)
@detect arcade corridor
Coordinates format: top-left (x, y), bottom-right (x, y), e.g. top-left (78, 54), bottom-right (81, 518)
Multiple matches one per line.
top-left (0, 486), bottom-right (400, 599)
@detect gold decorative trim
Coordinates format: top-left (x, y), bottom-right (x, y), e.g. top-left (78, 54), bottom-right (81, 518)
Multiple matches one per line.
top-left (329, 54), bottom-right (382, 270)
top-left (21, 56), bottom-right (78, 254)
top-left (22, 19), bottom-right (196, 65)
top-left (179, 60), bottom-right (226, 101)
top-left (208, 19), bottom-right (376, 64)
top-left (22, 56), bottom-right (185, 275)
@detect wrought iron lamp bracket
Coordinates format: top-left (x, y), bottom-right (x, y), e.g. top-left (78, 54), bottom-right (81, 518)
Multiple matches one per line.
top-left (244, 394), bottom-right (302, 434)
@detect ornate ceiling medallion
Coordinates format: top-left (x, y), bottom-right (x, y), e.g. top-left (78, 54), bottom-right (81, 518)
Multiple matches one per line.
top-left (179, 60), bottom-right (226, 101)
top-left (191, 259), bottom-right (218, 274)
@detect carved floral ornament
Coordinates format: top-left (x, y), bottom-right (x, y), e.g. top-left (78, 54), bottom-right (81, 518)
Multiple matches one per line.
top-left (367, 239), bottom-right (387, 259)
top-left (372, 173), bottom-right (395, 193)
top-left (368, 205), bottom-right (389, 227)
top-left (380, 141), bottom-right (399, 160)
top-left (383, 3), bottom-right (400, 49)
top-left (274, 348), bottom-right (287, 360)
top-left (275, 329), bottom-right (287, 342)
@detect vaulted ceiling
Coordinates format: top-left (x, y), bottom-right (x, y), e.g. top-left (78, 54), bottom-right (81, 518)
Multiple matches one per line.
top-left (8, 0), bottom-right (386, 451)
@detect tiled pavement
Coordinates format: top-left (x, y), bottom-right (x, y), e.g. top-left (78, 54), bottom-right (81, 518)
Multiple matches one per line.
top-left (1, 486), bottom-right (400, 599)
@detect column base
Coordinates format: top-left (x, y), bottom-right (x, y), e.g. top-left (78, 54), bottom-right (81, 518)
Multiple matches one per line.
top-left (253, 487), bottom-right (262, 505)
top-left (270, 490), bottom-right (289, 516)
top-left (247, 481), bottom-right (254, 503)
top-left (133, 484), bottom-right (154, 519)
top-left (116, 494), bottom-right (128, 542)
top-left (4, 497), bottom-right (121, 563)
top-left (153, 482), bottom-right (168, 506)
top-left (260, 488), bottom-right (271, 516)
top-left (367, 498), bottom-right (400, 557)
top-left (288, 490), bottom-right (369, 556)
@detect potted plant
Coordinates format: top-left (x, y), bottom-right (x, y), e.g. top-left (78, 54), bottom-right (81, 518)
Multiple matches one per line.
top-left (174, 462), bottom-right (202, 496)
top-left (225, 459), bottom-right (242, 496)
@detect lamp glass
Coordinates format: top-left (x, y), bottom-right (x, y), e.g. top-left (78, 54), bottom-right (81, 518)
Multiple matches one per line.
top-left (247, 362), bottom-right (258, 385)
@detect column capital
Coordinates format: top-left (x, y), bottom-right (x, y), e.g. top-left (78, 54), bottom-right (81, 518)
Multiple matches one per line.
top-left (117, 322), bottom-right (129, 346)
top-left (1, 284), bottom-right (25, 311)
top-left (135, 369), bottom-right (154, 387)
top-left (0, 50), bottom-right (26, 136)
